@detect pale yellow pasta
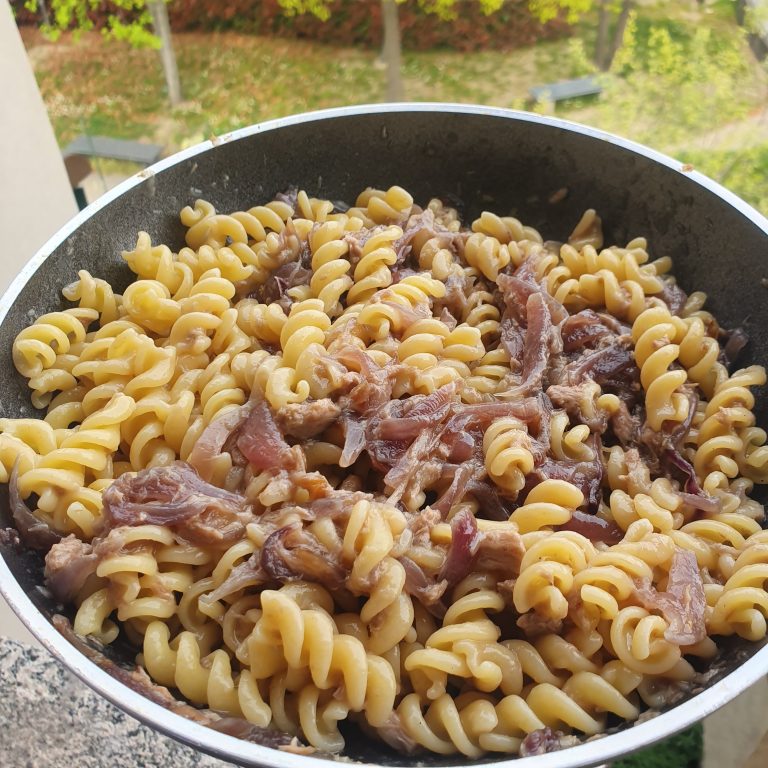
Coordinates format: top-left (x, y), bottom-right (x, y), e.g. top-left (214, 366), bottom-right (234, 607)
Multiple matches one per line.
top-left (558, 241), bottom-right (664, 294)
top-left (307, 221), bottom-right (353, 316)
top-left (483, 418), bottom-right (534, 495)
top-left (609, 482), bottom-right (683, 534)
top-left (63, 269), bottom-right (124, 326)
top-left (235, 300), bottom-right (287, 345)
top-left (466, 348), bottom-right (510, 396)
top-left (143, 620), bottom-right (272, 719)
top-left (572, 270), bottom-right (648, 321)
top-left (179, 243), bottom-right (255, 285)
top-left (245, 587), bottom-right (397, 729)
top-left (417, 234), bottom-right (463, 280)
top-left (508, 479), bottom-right (585, 533)
top-left (348, 185), bottom-right (414, 225)
top-left (339, 499), bottom-right (413, 653)
top-left (550, 411), bottom-right (595, 462)
top-left (632, 306), bottom-right (690, 431)
top-left (123, 231), bottom-right (194, 297)
top-left (463, 232), bottom-right (512, 281)
top-left (461, 287), bottom-right (501, 341)
top-left (3, 187), bottom-right (768, 758)
top-left (123, 279), bottom-right (181, 336)
top-left (405, 580), bottom-right (519, 700)
top-left (346, 225), bottom-right (400, 305)
top-left (13, 308), bottom-right (99, 407)
top-left (514, 532), bottom-right (595, 620)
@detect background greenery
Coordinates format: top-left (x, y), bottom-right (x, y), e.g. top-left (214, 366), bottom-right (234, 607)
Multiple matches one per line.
top-left (15, 0), bottom-right (768, 215)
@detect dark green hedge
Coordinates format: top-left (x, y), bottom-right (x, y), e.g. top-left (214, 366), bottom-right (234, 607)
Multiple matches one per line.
top-left (14, 0), bottom-right (569, 52)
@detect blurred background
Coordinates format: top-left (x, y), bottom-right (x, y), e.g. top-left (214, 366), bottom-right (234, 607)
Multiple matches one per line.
top-left (8, 0), bottom-right (768, 213)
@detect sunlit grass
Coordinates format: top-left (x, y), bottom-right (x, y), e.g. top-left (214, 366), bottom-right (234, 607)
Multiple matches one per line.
top-left (24, 29), bottom-right (587, 150)
top-left (20, 6), bottom-right (768, 213)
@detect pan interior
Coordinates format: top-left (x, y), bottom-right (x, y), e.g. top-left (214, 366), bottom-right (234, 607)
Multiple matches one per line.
top-left (1, 107), bottom-right (767, 766)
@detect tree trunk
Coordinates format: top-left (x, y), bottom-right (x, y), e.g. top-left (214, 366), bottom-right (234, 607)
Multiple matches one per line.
top-left (148, 1), bottom-right (182, 107)
top-left (605, 0), bottom-right (633, 71)
top-left (734, 0), bottom-right (747, 27)
top-left (39, 0), bottom-right (50, 27)
top-left (594, 1), bottom-right (610, 70)
top-left (381, 0), bottom-right (404, 102)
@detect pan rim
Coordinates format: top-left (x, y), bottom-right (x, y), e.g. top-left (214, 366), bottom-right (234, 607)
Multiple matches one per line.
top-left (2, 102), bottom-right (768, 768)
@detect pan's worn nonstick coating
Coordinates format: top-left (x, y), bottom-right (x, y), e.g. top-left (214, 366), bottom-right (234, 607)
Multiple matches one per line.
top-left (1, 106), bottom-right (768, 768)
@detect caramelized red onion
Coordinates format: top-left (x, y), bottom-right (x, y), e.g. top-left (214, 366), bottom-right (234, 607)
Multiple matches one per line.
top-left (561, 309), bottom-right (618, 352)
top-left (663, 449), bottom-right (719, 513)
top-left (399, 555), bottom-right (447, 608)
top-left (438, 509), bottom-right (482, 586)
top-left (187, 404), bottom-right (252, 482)
top-left (237, 399), bottom-right (298, 472)
top-left (520, 727), bottom-right (565, 756)
top-left (102, 462), bottom-right (251, 546)
top-left (556, 510), bottom-right (624, 545)
top-left (44, 535), bottom-right (98, 603)
top-left (9, 462), bottom-right (61, 551)
top-left (261, 523), bottom-right (346, 588)
top-left (635, 548), bottom-right (707, 646)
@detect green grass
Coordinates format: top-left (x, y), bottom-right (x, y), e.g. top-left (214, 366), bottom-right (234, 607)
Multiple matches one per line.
top-left (614, 723), bottom-right (703, 768)
top-left (21, 28), bottom-right (593, 151)
top-left (680, 142), bottom-right (768, 215)
top-left (20, 2), bottom-right (768, 212)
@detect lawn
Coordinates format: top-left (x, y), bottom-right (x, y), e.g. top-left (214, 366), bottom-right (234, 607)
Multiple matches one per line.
top-left (23, 28), bottom-right (581, 149)
top-left (19, 2), bottom-right (768, 213)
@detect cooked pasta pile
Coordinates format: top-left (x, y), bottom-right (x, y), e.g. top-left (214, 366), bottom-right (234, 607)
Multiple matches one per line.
top-left (3, 185), bottom-right (768, 757)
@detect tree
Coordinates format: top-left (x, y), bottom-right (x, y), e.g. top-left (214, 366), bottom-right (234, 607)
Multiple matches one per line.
top-left (381, 0), bottom-right (403, 101)
top-left (529, 0), bottom-right (633, 69)
top-left (278, 0), bottom-right (505, 102)
top-left (25, 0), bottom-right (182, 106)
top-left (592, 16), bottom-right (754, 149)
top-left (279, 0), bottom-right (635, 96)
top-left (734, 0), bottom-right (768, 61)
top-left (594, 0), bottom-right (632, 70)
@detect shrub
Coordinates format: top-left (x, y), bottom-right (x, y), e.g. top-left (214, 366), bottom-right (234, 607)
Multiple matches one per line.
top-left (13, 0), bottom-right (569, 52)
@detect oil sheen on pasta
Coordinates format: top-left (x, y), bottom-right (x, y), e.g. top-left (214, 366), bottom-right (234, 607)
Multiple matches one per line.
top-left (3, 185), bottom-right (768, 757)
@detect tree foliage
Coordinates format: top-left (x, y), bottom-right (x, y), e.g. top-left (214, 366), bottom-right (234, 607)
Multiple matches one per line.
top-left (25, 0), bottom-right (161, 47)
top-left (277, 0), bottom-right (506, 22)
top-left (527, 0), bottom-right (591, 24)
top-left (596, 12), bottom-right (754, 147)
top-left (26, 0), bottom-right (182, 105)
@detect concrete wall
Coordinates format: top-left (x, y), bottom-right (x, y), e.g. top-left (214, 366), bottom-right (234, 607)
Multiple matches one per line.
top-left (0, 0), bottom-right (74, 644)
top-left (0, 0), bottom-right (77, 294)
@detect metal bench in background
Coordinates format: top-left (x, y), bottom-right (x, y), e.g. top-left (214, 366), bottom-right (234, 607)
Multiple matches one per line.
top-left (528, 75), bottom-right (602, 105)
top-left (62, 135), bottom-right (164, 210)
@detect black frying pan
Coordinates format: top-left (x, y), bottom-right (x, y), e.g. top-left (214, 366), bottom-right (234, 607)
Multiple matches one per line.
top-left (1, 105), bottom-right (767, 768)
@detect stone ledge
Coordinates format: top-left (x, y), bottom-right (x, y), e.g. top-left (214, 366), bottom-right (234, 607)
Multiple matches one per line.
top-left (0, 638), bottom-right (233, 768)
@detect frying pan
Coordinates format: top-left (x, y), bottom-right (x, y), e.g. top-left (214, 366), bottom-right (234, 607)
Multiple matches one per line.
top-left (1, 104), bottom-right (767, 768)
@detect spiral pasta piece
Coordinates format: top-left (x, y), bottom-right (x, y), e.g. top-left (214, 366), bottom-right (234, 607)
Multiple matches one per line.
top-left (63, 269), bottom-right (124, 326)
top-left (246, 587), bottom-right (397, 728)
top-left (632, 306), bottom-right (690, 431)
top-left (346, 226), bottom-right (401, 305)
top-left (143, 620), bottom-right (272, 722)
top-left (483, 418), bottom-right (534, 495)
top-left (513, 532), bottom-right (595, 620)
top-left (122, 232), bottom-right (194, 298)
top-left (348, 186), bottom-right (414, 225)
top-left (463, 232), bottom-right (511, 281)
top-left (308, 221), bottom-right (353, 316)
top-left (708, 542), bottom-right (768, 640)
top-left (339, 499), bottom-right (414, 653)
top-left (550, 411), bottom-right (595, 462)
top-left (13, 308), bottom-right (99, 404)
